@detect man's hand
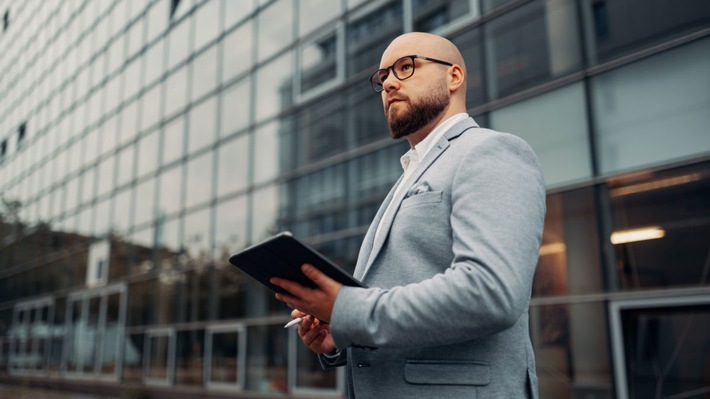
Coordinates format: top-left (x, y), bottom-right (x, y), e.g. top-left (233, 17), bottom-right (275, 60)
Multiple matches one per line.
top-left (270, 264), bottom-right (342, 323)
top-left (291, 310), bottom-right (337, 354)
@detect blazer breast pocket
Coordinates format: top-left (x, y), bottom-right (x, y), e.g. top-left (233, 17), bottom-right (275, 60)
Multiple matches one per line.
top-left (400, 190), bottom-right (443, 209)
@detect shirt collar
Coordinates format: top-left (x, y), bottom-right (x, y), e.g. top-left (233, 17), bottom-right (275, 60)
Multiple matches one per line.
top-left (399, 113), bottom-right (469, 171)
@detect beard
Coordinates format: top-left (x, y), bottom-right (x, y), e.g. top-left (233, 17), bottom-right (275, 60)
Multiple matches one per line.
top-left (387, 80), bottom-right (450, 139)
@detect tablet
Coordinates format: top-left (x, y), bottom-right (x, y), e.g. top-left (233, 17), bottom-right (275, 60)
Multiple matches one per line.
top-left (228, 232), bottom-right (365, 295)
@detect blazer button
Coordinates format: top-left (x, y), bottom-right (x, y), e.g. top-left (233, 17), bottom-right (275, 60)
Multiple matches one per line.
top-left (357, 363), bottom-right (370, 368)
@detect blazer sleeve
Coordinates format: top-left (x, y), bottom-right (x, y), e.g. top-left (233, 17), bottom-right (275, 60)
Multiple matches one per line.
top-left (329, 133), bottom-right (546, 349)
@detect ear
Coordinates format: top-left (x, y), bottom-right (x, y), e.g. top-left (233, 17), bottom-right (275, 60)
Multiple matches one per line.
top-left (447, 64), bottom-right (465, 93)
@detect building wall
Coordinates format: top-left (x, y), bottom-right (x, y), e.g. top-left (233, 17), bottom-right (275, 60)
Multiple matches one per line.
top-left (0, 0), bottom-right (709, 398)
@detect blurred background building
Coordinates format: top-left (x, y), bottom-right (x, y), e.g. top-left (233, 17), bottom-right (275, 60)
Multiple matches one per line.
top-left (0, 0), bottom-right (708, 398)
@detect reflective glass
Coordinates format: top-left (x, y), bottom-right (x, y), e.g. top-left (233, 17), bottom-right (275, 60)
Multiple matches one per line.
top-left (100, 114), bottom-right (119, 156)
top-left (127, 17), bottom-right (145, 59)
top-left (452, 27), bottom-right (487, 109)
top-left (191, 45), bottom-right (219, 101)
top-left (122, 333), bottom-right (145, 381)
top-left (225, 0), bottom-right (255, 29)
top-left (245, 324), bottom-right (288, 393)
top-left (607, 162), bottom-right (710, 290)
top-left (164, 66), bottom-right (189, 118)
top-left (413, 0), bottom-right (470, 32)
top-left (490, 82), bottom-right (592, 187)
top-left (123, 58), bottom-right (142, 102)
top-left (100, 292), bottom-right (123, 374)
top-left (95, 198), bottom-right (111, 236)
top-left (255, 51), bottom-right (293, 122)
top-left (137, 129), bottom-right (160, 179)
top-left (591, 38), bottom-right (710, 176)
top-left (134, 177), bottom-right (156, 226)
top-left (530, 302), bottom-right (612, 398)
top-left (299, 0), bottom-right (341, 37)
top-left (147, 334), bottom-right (171, 380)
top-left (116, 144), bottom-right (136, 188)
top-left (214, 195), bottom-right (248, 257)
top-left (188, 97), bottom-right (217, 154)
top-left (140, 83), bottom-right (162, 133)
top-left (250, 184), bottom-right (278, 243)
top-left (222, 21), bottom-right (253, 83)
top-left (534, 187), bottom-right (603, 297)
top-left (108, 34), bottom-right (126, 76)
top-left (185, 151), bottom-right (214, 209)
top-left (221, 78), bottom-right (251, 135)
top-left (585, 0), bottom-right (710, 64)
top-left (168, 18), bottom-right (191, 70)
top-left (253, 121), bottom-right (280, 185)
top-left (143, 38), bottom-right (165, 86)
top-left (216, 134), bottom-right (249, 198)
top-left (146, 1), bottom-right (168, 43)
top-left (295, 94), bottom-right (346, 167)
top-left (112, 187), bottom-right (133, 235)
top-left (119, 99), bottom-right (140, 145)
top-left (484, 0), bottom-right (582, 99)
top-left (174, 329), bottom-right (205, 385)
top-left (209, 330), bottom-right (240, 384)
top-left (194, 0), bottom-right (221, 51)
top-left (158, 164), bottom-right (183, 217)
top-left (347, 1), bottom-right (403, 75)
top-left (96, 155), bottom-right (116, 197)
top-left (300, 32), bottom-right (338, 94)
top-left (256, 0), bottom-right (293, 62)
top-left (162, 116), bottom-right (186, 166)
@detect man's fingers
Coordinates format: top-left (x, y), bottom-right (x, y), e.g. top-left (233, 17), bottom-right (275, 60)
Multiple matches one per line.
top-left (302, 264), bottom-right (338, 291)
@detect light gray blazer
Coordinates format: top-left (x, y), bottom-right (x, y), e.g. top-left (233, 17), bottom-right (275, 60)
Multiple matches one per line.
top-left (320, 117), bottom-right (546, 398)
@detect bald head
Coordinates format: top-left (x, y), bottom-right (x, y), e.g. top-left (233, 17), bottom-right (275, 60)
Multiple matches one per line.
top-left (382, 32), bottom-right (466, 83)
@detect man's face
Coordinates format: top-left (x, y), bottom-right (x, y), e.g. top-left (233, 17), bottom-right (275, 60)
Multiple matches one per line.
top-left (380, 55), bottom-right (451, 139)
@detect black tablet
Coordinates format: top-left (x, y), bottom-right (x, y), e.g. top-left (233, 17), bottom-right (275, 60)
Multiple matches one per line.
top-left (228, 232), bottom-right (365, 294)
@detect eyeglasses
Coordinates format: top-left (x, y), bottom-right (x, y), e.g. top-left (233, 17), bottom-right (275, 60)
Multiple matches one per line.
top-left (369, 55), bottom-right (453, 93)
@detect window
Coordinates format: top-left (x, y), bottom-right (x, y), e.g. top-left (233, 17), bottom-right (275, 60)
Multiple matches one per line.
top-left (17, 123), bottom-right (26, 150)
top-left (298, 28), bottom-right (343, 97)
top-left (347, 1), bottom-right (403, 76)
top-left (205, 325), bottom-right (245, 390)
top-left (412, 0), bottom-right (471, 32)
top-left (144, 329), bottom-right (176, 385)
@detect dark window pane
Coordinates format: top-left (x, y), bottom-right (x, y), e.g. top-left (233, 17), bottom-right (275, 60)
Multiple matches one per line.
top-left (587, 0), bottom-right (710, 63)
top-left (175, 329), bottom-right (205, 385)
top-left (608, 162), bottom-right (710, 290)
top-left (246, 324), bottom-right (288, 393)
top-left (452, 27), bottom-right (487, 109)
top-left (485, 0), bottom-right (582, 99)
top-left (347, 1), bottom-right (403, 76)
top-left (413, 0), bottom-right (470, 32)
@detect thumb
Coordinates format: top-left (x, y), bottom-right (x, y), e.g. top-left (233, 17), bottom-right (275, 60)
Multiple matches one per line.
top-left (302, 264), bottom-right (336, 290)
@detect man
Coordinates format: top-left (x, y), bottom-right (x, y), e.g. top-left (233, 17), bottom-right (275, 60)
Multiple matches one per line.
top-left (271, 32), bottom-right (545, 398)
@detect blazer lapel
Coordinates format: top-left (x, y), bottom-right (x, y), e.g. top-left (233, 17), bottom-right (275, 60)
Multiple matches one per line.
top-left (359, 117), bottom-right (479, 280)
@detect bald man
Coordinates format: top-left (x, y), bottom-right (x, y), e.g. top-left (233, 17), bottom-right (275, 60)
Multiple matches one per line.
top-left (272, 32), bottom-right (545, 398)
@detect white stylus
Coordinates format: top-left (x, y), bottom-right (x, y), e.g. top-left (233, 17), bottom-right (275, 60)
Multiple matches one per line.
top-left (284, 317), bottom-right (305, 328)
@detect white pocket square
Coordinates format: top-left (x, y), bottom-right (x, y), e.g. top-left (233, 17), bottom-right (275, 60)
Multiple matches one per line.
top-left (407, 181), bottom-right (432, 197)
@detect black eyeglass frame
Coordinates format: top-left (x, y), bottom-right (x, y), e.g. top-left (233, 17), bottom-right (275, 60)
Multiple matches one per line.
top-left (369, 55), bottom-right (454, 93)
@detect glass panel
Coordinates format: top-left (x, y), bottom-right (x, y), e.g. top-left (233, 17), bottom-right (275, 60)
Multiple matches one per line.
top-left (619, 303), bottom-right (710, 399)
top-left (137, 129), bottom-right (160, 179)
top-left (191, 44), bottom-right (219, 101)
top-left (591, 38), bottom-right (710, 175)
top-left (141, 83), bottom-right (163, 133)
top-left (66, 299), bottom-right (83, 372)
top-left (210, 330), bottom-right (240, 384)
top-left (163, 116), bottom-right (186, 166)
top-left (531, 302), bottom-right (612, 398)
top-left (608, 162), bottom-right (710, 290)
top-left (193, 0), bottom-right (221, 51)
top-left (100, 292), bottom-right (122, 374)
top-left (148, 334), bottom-right (171, 380)
top-left (295, 94), bottom-right (346, 167)
top-left (164, 67), bottom-right (189, 118)
top-left (214, 195), bottom-right (248, 258)
top-left (348, 85), bottom-right (388, 147)
top-left (300, 32), bottom-right (338, 94)
top-left (296, 343), bottom-right (336, 389)
top-left (222, 21), bottom-right (253, 83)
top-left (251, 184), bottom-right (279, 243)
top-left (147, 1), bottom-right (168, 43)
top-left (116, 144), bottom-right (136, 188)
top-left (158, 164), bottom-right (183, 217)
top-left (490, 82), bottom-right (592, 187)
top-left (174, 329), bottom-right (205, 385)
top-left (256, 0), bottom-right (293, 62)
top-left (128, 280), bottom-right (155, 327)
top-left (81, 296), bottom-right (102, 373)
top-left (183, 207), bottom-right (212, 264)
top-left (225, 0), bottom-right (254, 29)
top-left (216, 134), bottom-right (249, 199)
top-left (185, 151), bottom-right (214, 209)
top-left (299, 0), bottom-right (340, 37)
top-left (347, 1), bottom-right (403, 76)
top-left (484, 0), bottom-right (582, 99)
top-left (221, 78), bottom-right (251, 136)
top-left (535, 187), bottom-right (603, 297)
top-left (245, 324), bottom-right (288, 393)
top-left (481, 0), bottom-right (514, 13)
top-left (413, 0), bottom-right (470, 32)
top-left (188, 97), bottom-right (217, 154)
top-left (586, 0), bottom-right (710, 64)
top-left (123, 333), bottom-right (145, 382)
top-left (452, 27), bottom-right (487, 109)
top-left (168, 18), bottom-right (191, 70)
top-left (134, 177), bottom-right (156, 226)
top-left (253, 122), bottom-right (280, 185)
top-left (255, 51), bottom-right (293, 122)
top-left (112, 187), bottom-right (133, 235)
top-left (144, 38), bottom-right (166, 87)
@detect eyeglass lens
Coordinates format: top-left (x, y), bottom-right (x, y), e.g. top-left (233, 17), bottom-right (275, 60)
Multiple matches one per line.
top-left (372, 56), bottom-right (415, 90)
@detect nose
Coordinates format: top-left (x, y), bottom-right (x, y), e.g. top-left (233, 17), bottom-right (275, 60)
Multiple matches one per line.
top-left (382, 69), bottom-right (400, 92)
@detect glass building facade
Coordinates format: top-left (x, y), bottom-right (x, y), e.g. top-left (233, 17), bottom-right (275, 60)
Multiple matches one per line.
top-left (0, 0), bottom-right (708, 397)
